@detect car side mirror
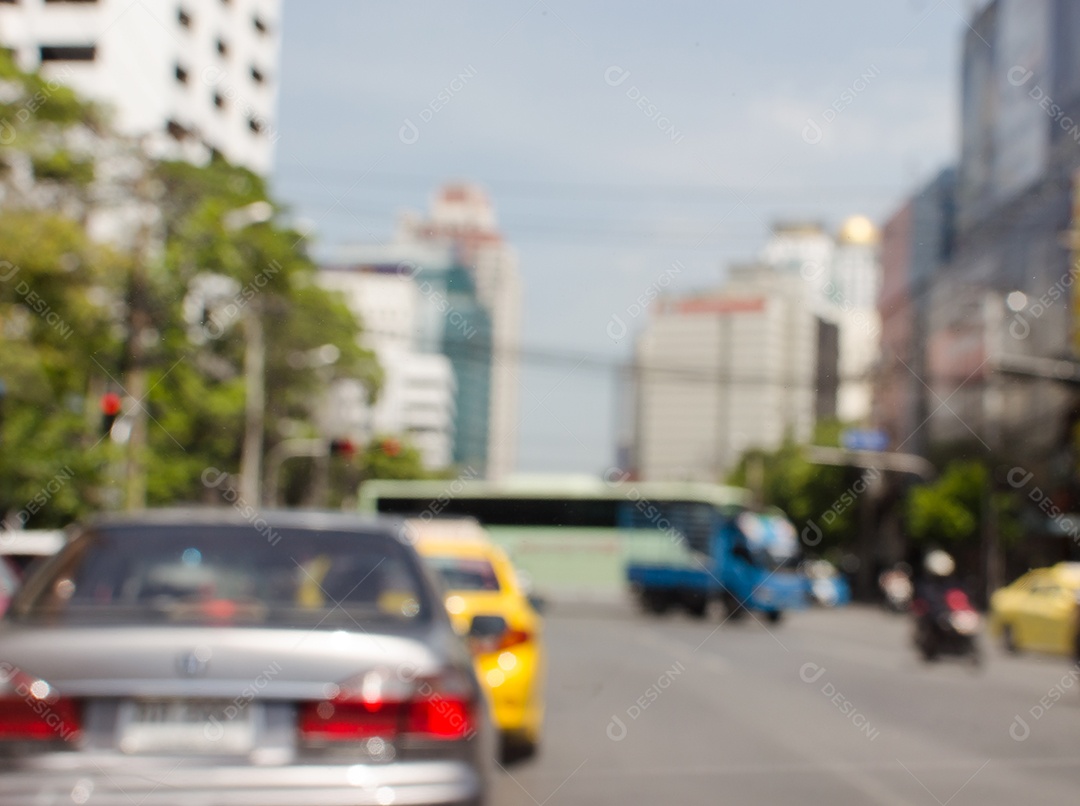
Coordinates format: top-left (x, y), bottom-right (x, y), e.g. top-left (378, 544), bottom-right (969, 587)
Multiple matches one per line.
top-left (469, 614), bottom-right (508, 639)
top-left (527, 594), bottom-right (547, 615)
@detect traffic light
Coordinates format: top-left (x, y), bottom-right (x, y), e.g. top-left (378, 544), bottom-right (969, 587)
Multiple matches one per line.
top-left (100, 392), bottom-right (122, 436)
top-left (328, 438), bottom-right (356, 459)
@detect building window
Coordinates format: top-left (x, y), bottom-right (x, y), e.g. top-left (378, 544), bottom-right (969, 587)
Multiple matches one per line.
top-left (216, 38), bottom-right (228, 57)
top-left (39, 45), bottom-right (96, 62)
top-left (250, 66), bottom-right (265, 84)
top-left (175, 64), bottom-right (188, 84)
top-left (212, 92), bottom-right (226, 110)
top-left (166, 119), bottom-right (192, 140)
top-left (177, 7), bottom-right (191, 28)
top-left (253, 14), bottom-right (268, 34)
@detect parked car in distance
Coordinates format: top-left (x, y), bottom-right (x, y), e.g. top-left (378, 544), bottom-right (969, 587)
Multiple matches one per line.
top-left (0, 509), bottom-right (493, 806)
top-left (408, 517), bottom-right (544, 760)
top-left (989, 562), bottom-right (1080, 655)
top-left (803, 559), bottom-right (852, 608)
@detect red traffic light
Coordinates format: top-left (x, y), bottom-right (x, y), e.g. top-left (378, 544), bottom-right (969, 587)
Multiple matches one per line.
top-left (100, 392), bottom-right (122, 416)
top-left (100, 392), bottom-right (122, 436)
top-left (329, 438), bottom-right (355, 458)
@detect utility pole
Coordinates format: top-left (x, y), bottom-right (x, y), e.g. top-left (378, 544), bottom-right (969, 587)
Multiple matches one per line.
top-left (123, 153), bottom-right (161, 511)
top-left (239, 302), bottom-right (265, 506)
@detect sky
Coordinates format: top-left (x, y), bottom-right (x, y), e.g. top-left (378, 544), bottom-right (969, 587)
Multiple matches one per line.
top-left (272, 0), bottom-right (976, 475)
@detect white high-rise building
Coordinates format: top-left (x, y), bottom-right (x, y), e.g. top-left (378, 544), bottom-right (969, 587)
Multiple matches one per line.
top-left (0, 0), bottom-right (282, 174)
top-left (318, 268), bottom-right (457, 471)
top-left (634, 267), bottom-right (820, 480)
top-left (831, 216), bottom-right (882, 422)
top-left (759, 216), bottom-right (882, 424)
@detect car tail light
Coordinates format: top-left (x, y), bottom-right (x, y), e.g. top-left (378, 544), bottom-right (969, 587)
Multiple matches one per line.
top-left (298, 700), bottom-right (407, 742)
top-left (496, 628), bottom-right (531, 651)
top-left (299, 669), bottom-right (476, 744)
top-left (404, 688), bottom-right (474, 739)
top-left (468, 614), bottom-right (532, 655)
top-left (0, 665), bottom-right (81, 742)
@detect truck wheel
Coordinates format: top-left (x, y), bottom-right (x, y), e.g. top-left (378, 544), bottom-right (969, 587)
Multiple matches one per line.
top-left (641, 592), bottom-right (670, 615)
top-left (722, 593), bottom-right (746, 621)
top-left (765, 610), bottom-right (783, 625)
top-left (684, 596), bottom-right (707, 619)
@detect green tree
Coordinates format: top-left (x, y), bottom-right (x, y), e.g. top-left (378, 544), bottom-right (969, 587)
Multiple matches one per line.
top-left (139, 156), bottom-right (382, 505)
top-left (0, 53), bottom-right (125, 526)
top-left (728, 424), bottom-right (862, 556)
top-left (904, 460), bottom-right (1021, 550)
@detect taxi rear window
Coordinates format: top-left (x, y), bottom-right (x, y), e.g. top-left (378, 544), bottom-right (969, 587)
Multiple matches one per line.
top-left (427, 556), bottom-right (501, 592)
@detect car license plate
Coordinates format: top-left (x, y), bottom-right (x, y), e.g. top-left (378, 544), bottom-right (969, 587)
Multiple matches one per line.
top-left (117, 699), bottom-right (257, 755)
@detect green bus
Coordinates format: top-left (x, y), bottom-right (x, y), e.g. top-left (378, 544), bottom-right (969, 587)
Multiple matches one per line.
top-left (358, 474), bottom-right (753, 601)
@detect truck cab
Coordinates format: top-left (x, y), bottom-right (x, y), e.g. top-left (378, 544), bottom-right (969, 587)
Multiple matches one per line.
top-left (626, 508), bottom-right (809, 622)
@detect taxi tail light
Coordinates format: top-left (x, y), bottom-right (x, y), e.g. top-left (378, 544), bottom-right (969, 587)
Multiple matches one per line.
top-left (497, 628), bottom-right (532, 651)
top-left (299, 669), bottom-right (476, 743)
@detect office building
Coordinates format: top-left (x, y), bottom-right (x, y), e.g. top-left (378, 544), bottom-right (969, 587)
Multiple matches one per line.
top-left (0, 0), bottom-right (282, 174)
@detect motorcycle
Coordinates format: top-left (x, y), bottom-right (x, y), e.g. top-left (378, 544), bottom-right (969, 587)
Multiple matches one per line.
top-left (911, 587), bottom-right (981, 666)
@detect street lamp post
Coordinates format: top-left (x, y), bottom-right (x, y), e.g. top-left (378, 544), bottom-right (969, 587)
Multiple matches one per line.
top-left (239, 302), bottom-right (266, 506)
top-left (228, 202), bottom-right (275, 507)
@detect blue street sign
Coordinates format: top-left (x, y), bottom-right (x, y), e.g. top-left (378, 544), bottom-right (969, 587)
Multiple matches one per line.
top-left (841, 429), bottom-right (889, 452)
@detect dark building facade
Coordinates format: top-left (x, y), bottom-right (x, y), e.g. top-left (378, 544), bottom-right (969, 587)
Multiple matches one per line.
top-left (927, 0), bottom-right (1078, 469)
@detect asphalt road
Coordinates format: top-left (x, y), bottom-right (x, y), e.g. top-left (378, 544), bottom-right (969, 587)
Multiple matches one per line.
top-left (492, 601), bottom-right (1080, 805)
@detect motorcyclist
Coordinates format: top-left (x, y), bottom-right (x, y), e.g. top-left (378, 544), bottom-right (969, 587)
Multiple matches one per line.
top-left (911, 550), bottom-right (965, 661)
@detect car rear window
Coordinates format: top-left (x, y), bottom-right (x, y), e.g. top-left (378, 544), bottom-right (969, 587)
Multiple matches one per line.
top-left (427, 556), bottom-right (501, 592)
top-left (10, 525), bottom-right (431, 627)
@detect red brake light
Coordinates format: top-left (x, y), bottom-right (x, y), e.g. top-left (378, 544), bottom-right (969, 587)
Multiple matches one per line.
top-left (0, 696), bottom-right (81, 742)
top-left (298, 671), bottom-right (476, 744)
top-left (298, 699), bottom-right (406, 742)
top-left (405, 694), bottom-right (473, 739)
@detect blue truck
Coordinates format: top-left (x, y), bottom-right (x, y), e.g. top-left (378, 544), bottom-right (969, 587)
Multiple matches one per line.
top-left (626, 508), bottom-right (810, 623)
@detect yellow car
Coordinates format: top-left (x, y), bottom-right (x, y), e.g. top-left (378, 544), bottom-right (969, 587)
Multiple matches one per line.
top-left (408, 518), bottom-right (544, 758)
top-left (989, 563), bottom-right (1080, 655)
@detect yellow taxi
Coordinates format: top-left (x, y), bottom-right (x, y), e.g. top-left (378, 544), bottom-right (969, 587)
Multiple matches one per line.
top-left (407, 517), bottom-right (545, 758)
top-left (989, 562), bottom-right (1080, 655)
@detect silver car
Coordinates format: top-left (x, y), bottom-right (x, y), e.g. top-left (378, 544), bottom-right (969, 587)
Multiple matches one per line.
top-left (0, 509), bottom-right (493, 805)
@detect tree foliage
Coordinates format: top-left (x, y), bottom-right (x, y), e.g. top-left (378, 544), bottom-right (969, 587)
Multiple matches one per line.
top-left (0, 55), bottom-right (393, 524)
top-left (728, 423), bottom-right (861, 557)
